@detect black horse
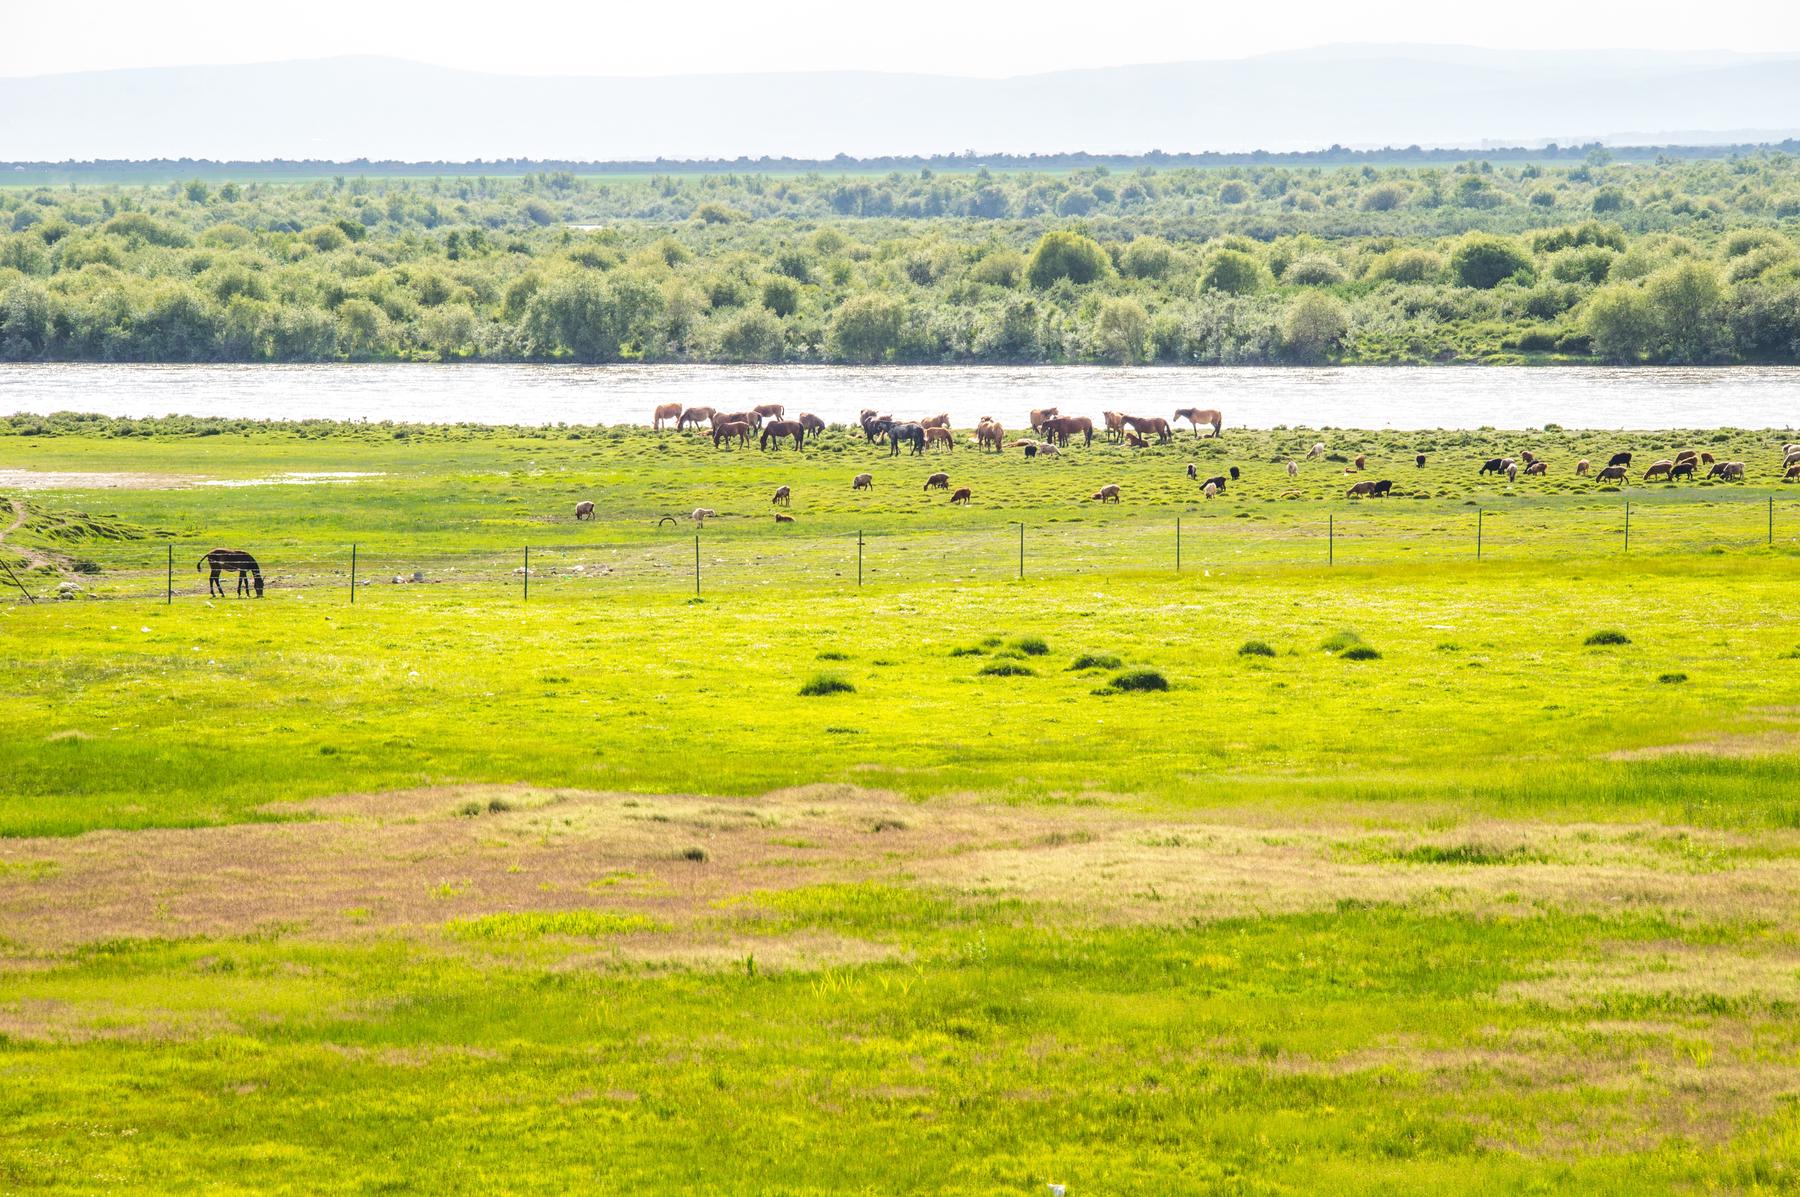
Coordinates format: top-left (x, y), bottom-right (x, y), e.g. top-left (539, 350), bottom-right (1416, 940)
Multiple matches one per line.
top-left (198, 548), bottom-right (264, 597)
top-left (886, 423), bottom-right (925, 456)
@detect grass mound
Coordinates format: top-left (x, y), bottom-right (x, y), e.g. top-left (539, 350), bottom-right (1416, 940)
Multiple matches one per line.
top-left (1320, 630), bottom-right (1365, 653)
top-left (1658, 672), bottom-right (1688, 684)
top-left (1340, 645), bottom-right (1382, 661)
top-left (1238, 639), bottom-right (1277, 657)
top-left (1585, 629), bottom-right (1631, 646)
top-left (978, 661), bottom-right (1036, 677)
top-left (947, 646), bottom-right (985, 657)
top-left (798, 673), bottom-right (855, 696)
top-left (815, 650), bottom-right (850, 661)
top-left (1010, 636), bottom-right (1050, 656)
top-left (1068, 653), bottom-right (1122, 671)
top-left (1108, 668), bottom-right (1169, 692)
top-left (1393, 843), bottom-right (1542, 866)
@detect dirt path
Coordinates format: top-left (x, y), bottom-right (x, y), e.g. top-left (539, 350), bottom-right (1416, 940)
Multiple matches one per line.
top-left (0, 495), bottom-right (55, 573)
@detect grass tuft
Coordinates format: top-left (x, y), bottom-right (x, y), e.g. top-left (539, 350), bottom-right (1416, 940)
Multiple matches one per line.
top-left (1108, 668), bottom-right (1169, 692)
top-left (1010, 635), bottom-right (1050, 656)
top-left (1340, 645), bottom-right (1383, 661)
top-left (1238, 639), bottom-right (1277, 657)
top-left (1320, 630), bottom-right (1365, 653)
top-left (1657, 672), bottom-right (1688, 684)
top-left (1586, 629), bottom-right (1632, 646)
top-left (1068, 653), bottom-right (1122, 671)
top-left (798, 673), bottom-right (855, 696)
top-left (978, 661), bottom-right (1036, 677)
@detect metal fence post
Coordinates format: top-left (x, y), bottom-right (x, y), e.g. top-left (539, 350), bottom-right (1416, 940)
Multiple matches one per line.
top-left (1624, 501), bottom-right (1630, 554)
top-left (857, 531), bottom-right (863, 587)
top-left (166, 542), bottom-right (173, 605)
top-left (1771, 496), bottom-right (1775, 547)
top-left (1476, 509), bottom-right (1483, 560)
top-left (523, 545), bottom-right (529, 602)
top-left (350, 543), bottom-right (357, 604)
top-left (694, 534), bottom-right (701, 596)
top-left (1176, 516), bottom-right (1182, 573)
top-left (1016, 522), bottom-right (1025, 580)
top-left (1328, 513), bottom-right (1334, 566)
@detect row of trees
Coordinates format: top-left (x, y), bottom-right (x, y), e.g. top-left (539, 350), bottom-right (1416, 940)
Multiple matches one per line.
top-left (2, 164), bottom-right (1798, 365)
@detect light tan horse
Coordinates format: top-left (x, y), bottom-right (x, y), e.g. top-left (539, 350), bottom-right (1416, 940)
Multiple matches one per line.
top-left (925, 426), bottom-right (954, 451)
top-left (977, 420), bottom-right (1005, 453)
top-left (920, 413), bottom-right (950, 429)
top-left (1102, 411), bottom-right (1126, 442)
top-left (1174, 408), bottom-right (1224, 438)
top-left (1029, 407), bottom-right (1059, 433)
top-left (652, 403), bottom-right (682, 431)
top-left (677, 406), bottom-right (715, 431)
top-left (753, 403), bottom-right (785, 421)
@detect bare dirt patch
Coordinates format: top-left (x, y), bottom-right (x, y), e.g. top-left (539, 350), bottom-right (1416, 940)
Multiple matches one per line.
top-left (0, 469), bottom-right (200, 492)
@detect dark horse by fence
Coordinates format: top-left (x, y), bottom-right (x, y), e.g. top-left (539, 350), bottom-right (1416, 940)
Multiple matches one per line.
top-left (198, 548), bottom-right (264, 597)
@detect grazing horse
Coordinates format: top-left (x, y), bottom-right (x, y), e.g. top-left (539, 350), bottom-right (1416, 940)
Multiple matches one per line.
top-left (1102, 411), bottom-right (1127, 442)
top-left (772, 485), bottom-right (791, 507)
top-left (924, 473), bottom-right (950, 491)
top-left (1029, 407), bottom-right (1059, 433)
top-left (925, 426), bottom-right (954, 451)
top-left (652, 403), bottom-right (682, 431)
top-left (1041, 416), bottom-right (1093, 447)
top-left (1091, 484), bottom-right (1121, 503)
top-left (574, 501), bottom-right (595, 520)
top-left (977, 420), bottom-right (1005, 452)
top-left (1122, 415), bottom-right (1171, 444)
top-left (798, 413), bottom-right (825, 437)
top-left (1520, 450), bottom-right (1537, 465)
top-left (888, 423), bottom-right (925, 456)
top-left (714, 409), bottom-right (759, 429)
top-left (853, 473), bottom-right (874, 490)
top-left (920, 413), bottom-right (950, 430)
top-left (197, 548), bottom-right (263, 598)
top-left (753, 403), bottom-right (785, 421)
top-left (677, 406), bottom-right (715, 431)
top-left (950, 487), bottom-right (971, 505)
top-left (713, 421), bottom-right (752, 448)
top-left (1173, 408), bottom-right (1223, 438)
top-left (760, 420), bottom-right (806, 450)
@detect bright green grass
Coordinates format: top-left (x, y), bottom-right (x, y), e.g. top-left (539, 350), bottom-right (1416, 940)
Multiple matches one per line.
top-left (5, 420), bottom-right (1800, 1192)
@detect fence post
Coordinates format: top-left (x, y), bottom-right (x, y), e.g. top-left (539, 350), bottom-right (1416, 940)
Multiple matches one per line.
top-left (350, 543), bottom-right (357, 604)
top-left (523, 545), bottom-right (529, 602)
top-left (694, 534), bottom-right (701, 596)
top-left (1771, 496), bottom-right (1775, 547)
top-left (1176, 516), bottom-right (1182, 573)
top-left (1476, 509), bottom-right (1483, 560)
top-left (1624, 501), bottom-right (1630, 554)
top-left (1016, 522), bottom-right (1025, 580)
top-left (166, 542), bottom-right (173, 605)
top-left (857, 531), bottom-right (863, 588)
top-left (1328, 514), bottom-right (1334, 566)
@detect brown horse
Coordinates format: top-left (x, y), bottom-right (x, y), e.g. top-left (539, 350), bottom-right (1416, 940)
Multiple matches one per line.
top-left (753, 403), bottom-right (785, 421)
top-left (1042, 416), bottom-right (1093, 447)
top-left (715, 409), bottom-right (762, 430)
top-left (1102, 411), bottom-right (1126, 442)
top-left (798, 413), bottom-right (825, 437)
top-left (760, 420), bottom-right (806, 450)
top-left (1029, 407), bottom-right (1059, 433)
top-left (976, 420), bottom-right (1005, 452)
top-left (652, 403), bottom-right (682, 431)
top-left (1122, 415), bottom-right (1171, 444)
top-left (1174, 408), bottom-right (1224, 438)
top-left (920, 413), bottom-right (950, 430)
top-left (677, 406), bottom-right (715, 431)
top-left (925, 426), bottom-right (954, 451)
top-left (713, 421), bottom-right (752, 447)
top-left (197, 548), bottom-right (263, 597)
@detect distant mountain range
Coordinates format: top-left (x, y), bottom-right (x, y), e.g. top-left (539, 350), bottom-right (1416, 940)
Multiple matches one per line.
top-left (5, 45), bottom-right (1800, 161)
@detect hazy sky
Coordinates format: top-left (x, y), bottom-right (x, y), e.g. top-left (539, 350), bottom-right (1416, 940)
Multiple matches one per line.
top-left (8, 0), bottom-right (1800, 77)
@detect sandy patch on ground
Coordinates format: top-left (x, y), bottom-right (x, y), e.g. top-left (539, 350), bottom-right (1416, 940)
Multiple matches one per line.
top-left (0, 469), bottom-right (199, 491)
top-left (5, 787), bottom-right (1800, 960)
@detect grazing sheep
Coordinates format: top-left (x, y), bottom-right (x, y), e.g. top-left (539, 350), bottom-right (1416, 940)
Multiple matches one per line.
top-left (1415, 454), bottom-right (1426, 468)
top-left (1786, 463), bottom-right (1800, 481)
top-left (1607, 451), bottom-right (1632, 468)
top-left (1092, 484), bottom-right (1121, 503)
top-left (1186, 463), bottom-right (1198, 480)
top-left (1203, 482), bottom-right (1218, 499)
top-left (1670, 459), bottom-right (1697, 481)
top-left (1286, 460), bottom-right (1299, 477)
top-left (1521, 450), bottom-right (1536, 465)
top-left (1201, 475), bottom-right (1227, 493)
top-left (1595, 465), bottom-right (1628, 484)
top-left (1229, 466), bottom-right (1240, 481)
top-left (924, 472), bottom-right (950, 491)
top-left (1643, 459), bottom-right (1675, 481)
top-left (1307, 442), bottom-right (1326, 459)
top-left (1479, 457), bottom-right (1514, 476)
top-left (692, 507), bottom-right (716, 525)
top-left (1784, 450), bottom-right (1800, 470)
top-left (1675, 449), bottom-right (1698, 465)
top-left (1370, 480), bottom-right (1393, 497)
top-left (1505, 463), bottom-right (1518, 482)
top-left (852, 473), bottom-right (873, 490)
top-left (772, 485), bottom-right (791, 506)
top-left (1347, 480), bottom-right (1377, 497)
top-left (1353, 453), bottom-right (1366, 471)
top-left (1576, 459), bottom-right (1590, 476)
top-left (1701, 451), bottom-right (1715, 464)
top-left (1709, 461), bottom-right (1746, 481)
top-left (1524, 460), bottom-right (1547, 475)
top-left (950, 487), bottom-right (971, 505)
top-left (574, 500), bottom-right (595, 520)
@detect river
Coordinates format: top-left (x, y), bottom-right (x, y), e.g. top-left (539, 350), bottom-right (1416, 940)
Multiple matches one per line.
top-left (2, 363), bottom-right (1796, 430)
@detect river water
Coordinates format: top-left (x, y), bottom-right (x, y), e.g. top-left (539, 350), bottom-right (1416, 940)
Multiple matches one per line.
top-left (2, 363), bottom-right (1796, 430)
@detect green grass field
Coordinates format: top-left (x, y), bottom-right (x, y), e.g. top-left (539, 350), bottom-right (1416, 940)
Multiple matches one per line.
top-left (4, 417), bottom-right (1800, 1193)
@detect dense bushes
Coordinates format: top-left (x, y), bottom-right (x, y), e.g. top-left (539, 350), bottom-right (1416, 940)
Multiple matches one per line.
top-left (3, 158), bottom-right (1799, 365)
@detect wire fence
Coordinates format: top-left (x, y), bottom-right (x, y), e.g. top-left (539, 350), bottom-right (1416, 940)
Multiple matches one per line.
top-left (5, 495), bottom-right (1798, 607)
